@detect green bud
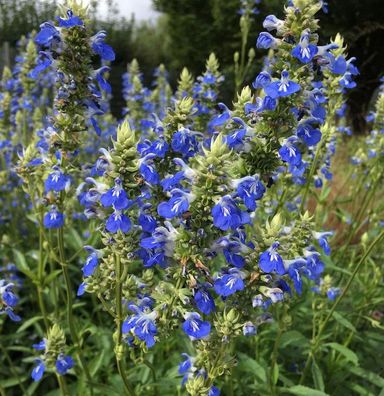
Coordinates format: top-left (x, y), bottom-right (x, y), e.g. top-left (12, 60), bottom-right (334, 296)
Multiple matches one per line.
top-left (248, 47), bottom-right (256, 60)
top-left (185, 374), bottom-right (207, 396)
top-left (206, 53), bottom-right (220, 74)
top-left (361, 232), bottom-right (369, 246)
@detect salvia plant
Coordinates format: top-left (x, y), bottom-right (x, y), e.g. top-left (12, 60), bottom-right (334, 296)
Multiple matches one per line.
top-left (0, 0), bottom-right (383, 395)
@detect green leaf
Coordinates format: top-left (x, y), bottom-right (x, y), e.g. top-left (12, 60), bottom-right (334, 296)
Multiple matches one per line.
top-left (349, 366), bottom-right (384, 388)
top-left (13, 248), bottom-right (36, 280)
top-left (311, 360), bottom-right (325, 391)
top-left (280, 330), bottom-right (309, 348)
top-left (272, 363), bottom-right (279, 385)
top-left (237, 353), bottom-right (267, 383)
top-left (16, 315), bottom-right (43, 333)
top-left (332, 311), bottom-right (357, 333)
top-left (43, 270), bottom-right (63, 286)
top-left (0, 375), bottom-right (28, 388)
top-left (324, 342), bottom-right (359, 365)
top-left (286, 385), bottom-right (330, 396)
top-left (347, 382), bottom-right (376, 396)
top-left (89, 349), bottom-right (106, 377)
top-left (65, 227), bottom-right (84, 251)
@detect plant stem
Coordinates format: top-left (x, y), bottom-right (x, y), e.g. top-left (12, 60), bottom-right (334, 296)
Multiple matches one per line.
top-left (114, 254), bottom-right (136, 396)
top-left (337, 181), bottom-right (378, 260)
top-left (269, 306), bottom-right (284, 395)
top-left (0, 344), bottom-right (28, 395)
top-left (56, 373), bottom-right (70, 396)
top-left (143, 359), bottom-right (157, 390)
top-left (299, 230), bottom-right (384, 384)
top-left (38, 212), bottom-right (49, 329)
top-left (57, 227), bottom-right (94, 396)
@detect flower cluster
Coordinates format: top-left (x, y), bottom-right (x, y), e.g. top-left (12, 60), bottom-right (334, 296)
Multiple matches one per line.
top-left (31, 325), bottom-right (74, 381)
top-left (1, 0), bottom-right (381, 395)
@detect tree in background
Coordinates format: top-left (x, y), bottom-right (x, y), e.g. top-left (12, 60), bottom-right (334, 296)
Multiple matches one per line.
top-left (153, 0), bottom-right (282, 100)
top-left (154, 0), bottom-right (384, 132)
top-left (1, 0), bottom-right (383, 130)
top-left (318, 0), bottom-right (384, 131)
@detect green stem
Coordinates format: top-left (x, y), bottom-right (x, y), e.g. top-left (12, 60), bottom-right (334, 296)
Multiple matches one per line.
top-left (299, 230), bottom-right (384, 384)
top-left (269, 308), bottom-right (284, 395)
top-left (37, 212), bottom-right (49, 329)
top-left (57, 228), bottom-right (94, 396)
top-left (336, 180), bottom-right (379, 265)
top-left (56, 374), bottom-right (69, 396)
top-left (143, 359), bottom-right (157, 387)
top-left (300, 140), bottom-right (323, 212)
top-left (0, 344), bottom-right (28, 395)
top-left (114, 254), bottom-right (136, 396)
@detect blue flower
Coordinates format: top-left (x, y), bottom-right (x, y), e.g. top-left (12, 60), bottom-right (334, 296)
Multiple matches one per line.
top-left (182, 312), bottom-right (211, 339)
top-left (31, 359), bottom-right (45, 381)
top-left (171, 128), bottom-right (199, 158)
top-left (314, 175), bottom-right (323, 188)
top-left (256, 32), bottom-right (280, 49)
top-left (252, 294), bottom-right (264, 307)
top-left (91, 31), bottom-right (115, 61)
top-left (100, 178), bottom-right (130, 210)
top-left (56, 354), bottom-right (74, 375)
top-left (225, 126), bottom-right (246, 149)
top-left (35, 23), bottom-right (59, 46)
top-left (297, 122), bottom-right (322, 147)
top-left (29, 52), bottom-right (53, 78)
top-left (209, 386), bottom-right (221, 396)
top-left (212, 195), bottom-right (249, 231)
top-left (208, 103), bottom-right (232, 128)
top-left (327, 287), bottom-right (340, 301)
top-left (265, 71), bottom-right (301, 98)
top-left (279, 137), bottom-right (302, 166)
top-left (194, 288), bottom-right (215, 315)
top-left (3, 307), bottom-right (21, 322)
top-left (214, 268), bottom-right (245, 297)
top-left (95, 66), bottom-right (112, 94)
top-left (263, 15), bottom-right (285, 33)
top-left (149, 139), bottom-right (169, 158)
top-left (252, 71), bottom-right (272, 89)
top-left (304, 250), bottom-right (324, 280)
top-left (43, 206), bottom-right (65, 229)
top-left (313, 231), bottom-right (333, 256)
top-left (57, 10), bottom-right (83, 28)
top-left (259, 242), bottom-right (285, 275)
top-left (122, 306), bottom-right (157, 348)
top-left (140, 222), bottom-right (178, 264)
top-left (0, 281), bottom-right (21, 322)
top-left (202, 72), bottom-right (217, 84)
top-left (82, 246), bottom-right (102, 277)
top-left (291, 30), bottom-right (318, 64)
top-left (233, 175), bottom-right (266, 211)
top-left (139, 155), bottom-right (160, 185)
top-left (105, 210), bottom-right (131, 234)
top-left (0, 281), bottom-right (19, 308)
top-left (77, 282), bottom-right (86, 296)
top-left (161, 171), bottom-right (185, 192)
top-left (45, 168), bottom-right (69, 192)
top-left (285, 258), bottom-right (307, 295)
top-left (339, 72), bottom-right (356, 89)
top-left (261, 287), bottom-right (284, 303)
top-left (157, 189), bottom-right (194, 219)
top-left (138, 211), bottom-right (157, 233)
top-left (329, 55), bottom-right (347, 75)
top-left (178, 353), bottom-right (194, 374)
top-left (243, 321), bottom-right (257, 336)
top-left (32, 340), bottom-right (46, 350)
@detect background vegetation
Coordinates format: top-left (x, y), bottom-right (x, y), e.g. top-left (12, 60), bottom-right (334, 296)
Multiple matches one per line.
top-left (0, 0), bottom-right (383, 127)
